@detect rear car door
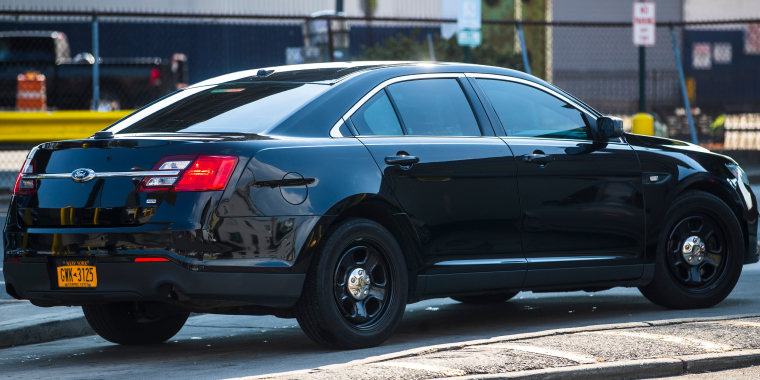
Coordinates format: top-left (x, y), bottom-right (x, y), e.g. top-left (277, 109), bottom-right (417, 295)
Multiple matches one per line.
top-left (349, 74), bottom-right (525, 295)
top-left (470, 75), bottom-right (646, 287)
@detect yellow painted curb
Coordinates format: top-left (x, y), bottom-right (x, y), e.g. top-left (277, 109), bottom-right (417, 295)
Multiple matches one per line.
top-left (0, 110), bottom-right (134, 144)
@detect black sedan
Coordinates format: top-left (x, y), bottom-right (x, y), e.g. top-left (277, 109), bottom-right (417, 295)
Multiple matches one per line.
top-left (4, 62), bottom-right (757, 349)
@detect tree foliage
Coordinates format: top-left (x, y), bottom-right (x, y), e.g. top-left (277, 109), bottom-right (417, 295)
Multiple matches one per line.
top-left (355, 29), bottom-right (524, 71)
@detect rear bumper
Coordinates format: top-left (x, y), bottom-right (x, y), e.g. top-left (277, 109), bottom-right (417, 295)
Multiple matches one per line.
top-left (4, 261), bottom-right (305, 308)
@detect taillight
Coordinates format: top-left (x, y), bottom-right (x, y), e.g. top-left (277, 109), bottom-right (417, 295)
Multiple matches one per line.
top-left (137, 155), bottom-right (238, 192)
top-left (135, 257), bottom-right (170, 262)
top-left (12, 159), bottom-right (36, 195)
top-left (172, 156), bottom-right (238, 192)
top-left (149, 68), bottom-right (161, 86)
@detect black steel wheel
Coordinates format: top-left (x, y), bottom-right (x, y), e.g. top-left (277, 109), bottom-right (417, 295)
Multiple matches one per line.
top-left (665, 214), bottom-right (728, 291)
top-left (639, 191), bottom-right (744, 309)
top-left (333, 245), bottom-right (392, 329)
top-left (296, 218), bottom-right (408, 349)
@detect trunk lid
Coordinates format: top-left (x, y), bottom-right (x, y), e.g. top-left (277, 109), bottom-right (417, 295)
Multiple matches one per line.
top-left (17, 137), bottom-right (211, 227)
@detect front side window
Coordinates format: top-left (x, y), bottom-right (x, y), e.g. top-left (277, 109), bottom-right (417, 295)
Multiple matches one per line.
top-left (386, 79), bottom-right (481, 136)
top-left (108, 82), bottom-right (330, 135)
top-left (478, 79), bottom-right (590, 140)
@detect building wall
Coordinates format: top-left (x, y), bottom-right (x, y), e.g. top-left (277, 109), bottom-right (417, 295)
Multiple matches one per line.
top-left (684, 0), bottom-right (760, 21)
top-left (0, 0), bottom-right (442, 18)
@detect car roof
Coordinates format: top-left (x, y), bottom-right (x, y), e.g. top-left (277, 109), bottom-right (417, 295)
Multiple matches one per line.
top-left (188, 61), bottom-right (545, 88)
top-left (188, 61), bottom-right (427, 87)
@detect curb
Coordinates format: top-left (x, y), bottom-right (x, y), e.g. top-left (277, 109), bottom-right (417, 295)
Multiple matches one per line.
top-left (238, 313), bottom-right (760, 380)
top-left (449, 349), bottom-right (760, 380)
top-left (0, 316), bottom-right (94, 349)
top-left (453, 358), bottom-right (683, 380)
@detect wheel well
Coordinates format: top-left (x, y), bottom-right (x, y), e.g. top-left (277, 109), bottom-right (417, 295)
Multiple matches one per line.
top-left (332, 202), bottom-right (420, 301)
top-left (682, 180), bottom-right (749, 254)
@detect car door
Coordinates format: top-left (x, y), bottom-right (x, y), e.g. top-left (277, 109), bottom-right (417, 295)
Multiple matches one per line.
top-left (470, 75), bottom-right (646, 287)
top-left (348, 74), bottom-right (526, 295)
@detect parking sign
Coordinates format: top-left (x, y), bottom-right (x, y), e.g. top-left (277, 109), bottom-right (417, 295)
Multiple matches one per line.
top-left (633, 2), bottom-right (656, 46)
top-left (457, 0), bottom-right (481, 31)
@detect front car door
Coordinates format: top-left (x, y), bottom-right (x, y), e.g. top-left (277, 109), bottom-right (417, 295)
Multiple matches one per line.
top-left (469, 74), bottom-right (646, 287)
top-left (345, 74), bottom-right (525, 295)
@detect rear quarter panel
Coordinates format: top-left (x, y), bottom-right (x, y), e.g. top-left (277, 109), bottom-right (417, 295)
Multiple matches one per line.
top-left (215, 137), bottom-right (396, 272)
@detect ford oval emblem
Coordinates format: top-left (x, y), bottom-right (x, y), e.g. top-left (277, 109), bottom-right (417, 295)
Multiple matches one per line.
top-left (71, 168), bottom-right (96, 183)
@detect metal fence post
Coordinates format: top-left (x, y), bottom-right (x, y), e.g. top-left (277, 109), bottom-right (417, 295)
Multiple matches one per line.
top-left (92, 11), bottom-right (100, 111)
top-left (327, 15), bottom-right (334, 62)
top-left (670, 24), bottom-right (698, 145)
top-left (516, 22), bottom-right (531, 75)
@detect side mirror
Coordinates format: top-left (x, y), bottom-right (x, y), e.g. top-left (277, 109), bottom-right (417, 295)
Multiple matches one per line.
top-left (597, 116), bottom-right (624, 139)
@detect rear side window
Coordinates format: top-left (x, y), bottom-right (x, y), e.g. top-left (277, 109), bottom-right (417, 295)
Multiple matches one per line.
top-left (477, 79), bottom-right (590, 140)
top-left (108, 83), bottom-right (329, 135)
top-left (386, 79), bottom-right (481, 136)
top-left (351, 90), bottom-right (403, 136)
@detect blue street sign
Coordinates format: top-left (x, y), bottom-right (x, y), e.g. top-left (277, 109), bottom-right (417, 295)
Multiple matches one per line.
top-left (457, 0), bottom-right (481, 31)
top-left (457, 30), bottom-right (482, 47)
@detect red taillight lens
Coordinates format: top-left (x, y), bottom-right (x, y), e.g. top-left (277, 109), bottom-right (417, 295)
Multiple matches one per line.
top-left (137, 155), bottom-right (238, 193)
top-left (12, 159), bottom-right (36, 195)
top-left (6, 257), bottom-right (22, 263)
top-left (134, 257), bottom-right (170, 262)
top-left (172, 156), bottom-right (238, 192)
top-left (149, 68), bottom-right (161, 86)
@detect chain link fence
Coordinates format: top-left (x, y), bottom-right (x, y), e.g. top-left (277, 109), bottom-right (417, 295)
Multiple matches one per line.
top-left (1, 10), bottom-right (760, 196)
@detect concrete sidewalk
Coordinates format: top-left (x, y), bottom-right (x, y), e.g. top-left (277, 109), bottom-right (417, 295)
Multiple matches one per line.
top-left (0, 300), bottom-right (93, 349)
top-left (0, 211), bottom-right (95, 348)
top-left (242, 314), bottom-right (760, 380)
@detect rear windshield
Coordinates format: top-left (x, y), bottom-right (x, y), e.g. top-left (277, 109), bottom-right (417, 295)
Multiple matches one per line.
top-left (108, 82), bottom-right (329, 135)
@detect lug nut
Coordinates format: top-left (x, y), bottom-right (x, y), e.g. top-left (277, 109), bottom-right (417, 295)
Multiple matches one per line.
top-left (693, 237), bottom-right (698, 242)
top-left (685, 243), bottom-right (691, 249)
top-left (358, 270), bottom-right (363, 275)
top-left (688, 256), bottom-right (694, 262)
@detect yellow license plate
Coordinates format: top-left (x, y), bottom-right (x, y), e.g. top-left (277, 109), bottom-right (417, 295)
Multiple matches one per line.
top-left (57, 261), bottom-right (97, 288)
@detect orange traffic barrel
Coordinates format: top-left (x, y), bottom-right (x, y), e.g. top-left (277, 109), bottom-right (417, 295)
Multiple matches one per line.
top-left (16, 71), bottom-right (47, 111)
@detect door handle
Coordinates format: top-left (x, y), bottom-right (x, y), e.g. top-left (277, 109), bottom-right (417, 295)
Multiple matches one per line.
top-left (385, 155), bottom-right (420, 166)
top-left (523, 154), bottom-right (555, 164)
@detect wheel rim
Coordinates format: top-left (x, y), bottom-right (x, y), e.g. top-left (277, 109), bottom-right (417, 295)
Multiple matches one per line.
top-left (333, 243), bottom-right (392, 329)
top-left (666, 213), bottom-right (730, 291)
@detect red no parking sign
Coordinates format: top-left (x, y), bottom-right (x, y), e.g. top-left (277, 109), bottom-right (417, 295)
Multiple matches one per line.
top-left (633, 2), bottom-right (656, 46)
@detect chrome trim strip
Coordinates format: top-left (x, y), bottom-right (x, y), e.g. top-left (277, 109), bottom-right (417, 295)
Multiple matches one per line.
top-left (435, 259), bottom-right (527, 266)
top-left (330, 73), bottom-right (465, 137)
top-left (330, 119), bottom-right (345, 138)
top-left (23, 170), bottom-right (181, 179)
top-left (463, 73), bottom-right (590, 116)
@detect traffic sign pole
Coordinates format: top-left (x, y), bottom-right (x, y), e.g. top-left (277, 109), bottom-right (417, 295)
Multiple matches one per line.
top-left (639, 46), bottom-right (645, 112)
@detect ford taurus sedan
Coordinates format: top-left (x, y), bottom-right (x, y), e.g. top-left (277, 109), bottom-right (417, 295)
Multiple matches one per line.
top-left (4, 62), bottom-right (757, 349)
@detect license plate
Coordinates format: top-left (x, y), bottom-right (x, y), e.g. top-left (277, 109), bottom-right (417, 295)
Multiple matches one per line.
top-left (57, 260), bottom-right (97, 288)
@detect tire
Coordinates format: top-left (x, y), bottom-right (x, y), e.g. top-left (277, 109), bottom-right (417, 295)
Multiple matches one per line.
top-left (639, 190), bottom-right (744, 309)
top-left (82, 302), bottom-right (189, 345)
top-left (451, 292), bottom-right (519, 304)
top-left (295, 218), bottom-right (408, 349)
